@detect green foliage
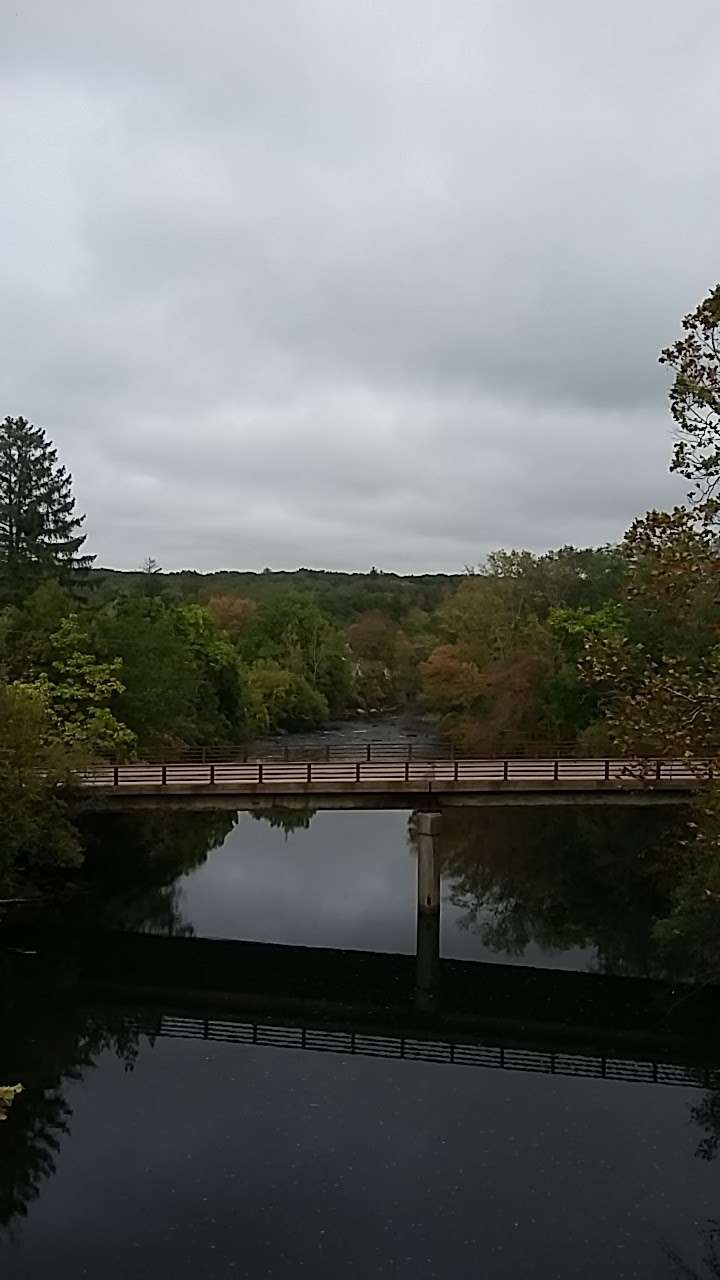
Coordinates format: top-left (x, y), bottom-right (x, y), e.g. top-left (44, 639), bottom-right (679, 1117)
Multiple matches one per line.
top-left (418, 548), bottom-right (626, 751)
top-left (0, 684), bottom-right (82, 889)
top-left (93, 597), bottom-right (250, 749)
top-left (240, 592), bottom-right (351, 714)
top-left (0, 416), bottom-right (93, 600)
top-left (247, 659), bottom-right (329, 731)
top-left (660, 284), bottom-right (720, 511)
top-left (0, 580), bottom-right (76, 680)
top-left (91, 565), bottom-right (459, 623)
top-left (581, 510), bottom-right (720, 756)
top-left (18, 614), bottom-right (135, 758)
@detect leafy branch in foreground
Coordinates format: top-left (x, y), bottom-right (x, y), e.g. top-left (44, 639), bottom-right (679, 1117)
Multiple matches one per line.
top-left (661, 284), bottom-right (720, 513)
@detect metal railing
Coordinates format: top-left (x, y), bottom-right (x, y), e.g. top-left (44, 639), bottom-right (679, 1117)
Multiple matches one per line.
top-left (94, 739), bottom-right (589, 765)
top-left (79, 757), bottom-right (711, 789)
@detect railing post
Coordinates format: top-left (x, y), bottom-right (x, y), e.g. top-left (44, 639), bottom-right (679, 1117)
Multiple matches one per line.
top-left (454, 759), bottom-right (459, 782)
top-left (656, 759), bottom-right (662, 782)
top-left (114, 765), bottom-right (119, 787)
top-left (307, 762), bottom-right (311, 784)
top-left (367, 744), bottom-right (371, 763)
top-left (161, 764), bottom-right (167, 786)
top-left (258, 762), bottom-right (263, 785)
top-left (604, 758), bottom-right (610, 782)
top-left (405, 761), bottom-right (410, 783)
top-left (355, 761), bottom-right (360, 783)
top-left (503, 759), bottom-right (509, 783)
top-left (210, 764), bottom-right (215, 786)
top-left (553, 759), bottom-right (559, 782)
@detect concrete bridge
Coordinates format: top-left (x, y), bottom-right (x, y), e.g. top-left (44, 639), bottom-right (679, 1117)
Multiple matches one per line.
top-left (80, 754), bottom-right (707, 809)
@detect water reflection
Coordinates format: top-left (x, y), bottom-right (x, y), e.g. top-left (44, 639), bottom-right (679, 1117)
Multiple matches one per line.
top-left (172, 810), bottom-right (417, 954)
top-left (2, 979), bottom-right (720, 1278)
top-left (436, 806), bottom-right (683, 977)
top-left (76, 803), bottom-right (688, 979)
top-left (5, 797), bottom-right (720, 1276)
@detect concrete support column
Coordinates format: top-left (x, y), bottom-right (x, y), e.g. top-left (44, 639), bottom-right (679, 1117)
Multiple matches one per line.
top-left (414, 811), bottom-right (442, 1011)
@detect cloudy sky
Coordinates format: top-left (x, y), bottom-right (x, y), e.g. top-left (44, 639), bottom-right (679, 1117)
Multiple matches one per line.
top-left (1, 1), bottom-right (716, 573)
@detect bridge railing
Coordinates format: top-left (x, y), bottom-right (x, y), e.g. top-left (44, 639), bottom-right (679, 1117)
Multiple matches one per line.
top-left (79, 756), bottom-right (714, 789)
top-left (91, 739), bottom-right (591, 765)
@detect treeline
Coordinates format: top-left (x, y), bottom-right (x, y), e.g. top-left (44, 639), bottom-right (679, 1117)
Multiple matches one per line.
top-left (92, 564), bottom-right (458, 623)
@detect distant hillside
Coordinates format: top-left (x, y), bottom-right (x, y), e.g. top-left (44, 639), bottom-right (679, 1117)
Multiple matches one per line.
top-left (89, 566), bottom-right (461, 623)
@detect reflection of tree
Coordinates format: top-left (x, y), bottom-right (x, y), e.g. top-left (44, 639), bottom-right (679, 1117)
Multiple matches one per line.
top-left (0, 974), bottom-right (146, 1232)
top-left (437, 807), bottom-right (685, 976)
top-left (250, 807), bottom-right (316, 835)
top-left (665, 1088), bottom-right (720, 1276)
top-left (75, 807), bottom-right (238, 935)
top-left (2, 810), bottom-right (244, 1230)
top-left (666, 1221), bottom-right (720, 1278)
top-left (689, 1090), bottom-right (720, 1162)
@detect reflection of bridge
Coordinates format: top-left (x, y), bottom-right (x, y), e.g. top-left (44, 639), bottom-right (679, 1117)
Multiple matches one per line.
top-left (9, 922), bottom-right (718, 1092)
top-left (9, 806), bottom-right (720, 1092)
top-left (130, 1009), bottom-right (719, 1093)
top-left (8, 808), bottom-right (718, 1090)
top-left (80, 754), bottom-right (704, 808)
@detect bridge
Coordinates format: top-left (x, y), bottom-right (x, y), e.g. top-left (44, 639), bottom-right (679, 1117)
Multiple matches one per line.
top-left (80, 749), bottom-right (709, 808)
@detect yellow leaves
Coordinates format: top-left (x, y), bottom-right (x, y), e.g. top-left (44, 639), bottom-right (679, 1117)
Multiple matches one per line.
top-left (0, 1083), bottom-right (23, 1119)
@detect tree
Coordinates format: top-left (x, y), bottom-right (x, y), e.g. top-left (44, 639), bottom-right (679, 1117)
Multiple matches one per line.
top-left (660, 284), bottom-right (720, 511)
top-left (246, 659), bottom-right (329, 732)
top-left (0, 579), bottom-right (75, 680)
top-left (0, 684), bottom-right (82, 890)
top-left (18, 614), bottom-right (136, 758)
top-left (206, 593), bottom-right (257, 638)
top-left (581, 509), bottom-right (720, 757)
top-left (346, 610), bottom-right (418, 711)
top-left (93, 597), bottom-right (251, 749)
top-left (93, 598), bottom-right (202, 749)
top-left (0, 416), bottom-right (94, 599)
top-left (241, 593), bottom-right (351, 713)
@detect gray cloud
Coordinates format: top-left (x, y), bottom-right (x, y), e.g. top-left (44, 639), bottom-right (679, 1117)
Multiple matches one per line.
top-left (1, 0), bottom-right (712, 572)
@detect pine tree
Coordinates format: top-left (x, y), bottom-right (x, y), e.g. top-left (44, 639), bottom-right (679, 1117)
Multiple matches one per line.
top-left (0, 415), bottom-right (94, 598)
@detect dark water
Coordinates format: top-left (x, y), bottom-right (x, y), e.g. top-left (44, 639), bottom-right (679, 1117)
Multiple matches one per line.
top-left (3, 801), bottom-right (720, 1278)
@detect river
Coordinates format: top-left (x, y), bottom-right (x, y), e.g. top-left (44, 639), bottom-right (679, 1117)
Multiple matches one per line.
top-left (2, 764), bottom-right (720, 1278)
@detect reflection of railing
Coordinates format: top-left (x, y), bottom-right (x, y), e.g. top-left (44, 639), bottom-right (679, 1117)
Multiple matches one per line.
top-left (129, 1011), bottom-right (719, 1091)
top-left (80, 757), bottom-right (709, 791)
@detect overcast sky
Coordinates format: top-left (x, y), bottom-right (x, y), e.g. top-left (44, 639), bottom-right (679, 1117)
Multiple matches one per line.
top-left (1, 1), bottom-right (716, 573)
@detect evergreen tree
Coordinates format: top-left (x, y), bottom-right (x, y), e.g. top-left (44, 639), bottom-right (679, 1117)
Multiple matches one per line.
top-left (0, 416), bottom-right (94, 598)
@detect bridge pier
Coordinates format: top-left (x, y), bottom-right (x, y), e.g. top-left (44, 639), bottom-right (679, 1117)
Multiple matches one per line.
top-left (414, 812), bottom-right (442, 1012)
